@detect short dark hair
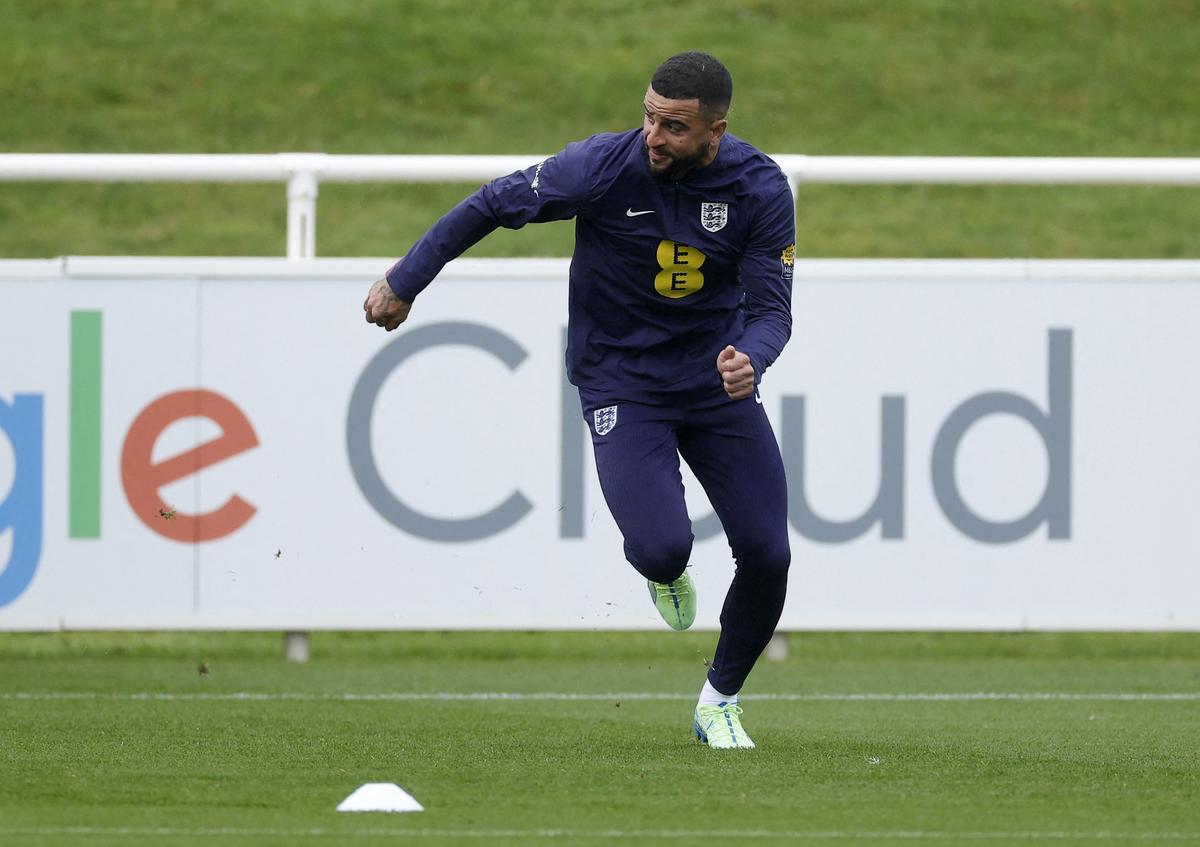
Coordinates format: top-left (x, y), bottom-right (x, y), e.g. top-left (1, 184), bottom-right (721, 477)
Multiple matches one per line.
top-left (650, 51), bottom-right (733, 118)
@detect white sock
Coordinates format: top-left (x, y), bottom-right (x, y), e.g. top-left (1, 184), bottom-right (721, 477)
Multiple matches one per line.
top-left (697, 678), bottom-right (737, 708)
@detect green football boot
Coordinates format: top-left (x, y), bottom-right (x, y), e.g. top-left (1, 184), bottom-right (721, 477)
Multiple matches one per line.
top-left (693, 702), bottom-right (756, 749)
top-left (646, 570), bottom-right (696, 631)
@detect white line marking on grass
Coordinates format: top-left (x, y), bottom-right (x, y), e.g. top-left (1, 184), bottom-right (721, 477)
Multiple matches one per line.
top-left (3, 826), bottom-right (1200, 841)
top-left (2, 691), bottom-right (1199, 702)
top-left (761, 692), bottom-right (1200, 702)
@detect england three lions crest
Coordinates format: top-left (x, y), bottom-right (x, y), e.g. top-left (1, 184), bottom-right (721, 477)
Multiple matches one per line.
top-left (700, 202), bottom-right (728, 232)
top-left (594, 405), bottom-right (618, 436)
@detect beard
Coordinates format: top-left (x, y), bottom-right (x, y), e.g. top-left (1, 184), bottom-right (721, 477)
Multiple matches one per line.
top-left (644, 140), bottom-right (710, 181)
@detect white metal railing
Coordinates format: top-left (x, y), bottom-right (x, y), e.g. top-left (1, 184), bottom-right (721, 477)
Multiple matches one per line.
top-left (2, 153), bottom-right (1198, 260)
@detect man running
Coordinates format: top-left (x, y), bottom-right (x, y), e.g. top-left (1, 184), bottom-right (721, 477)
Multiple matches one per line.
top-left (364, 51), bottom-right (794, 749)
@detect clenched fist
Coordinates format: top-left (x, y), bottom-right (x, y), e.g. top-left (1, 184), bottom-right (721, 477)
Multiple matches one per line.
top-left (716, 345), bottom-right (755, 401)
top-left (363, 278), bottom-right (412, 332)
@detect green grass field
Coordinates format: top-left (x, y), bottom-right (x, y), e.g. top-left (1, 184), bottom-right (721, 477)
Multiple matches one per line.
top-left (2, 0), bottom-right (1199, 259)
top-left (4, 4), bottom-right (1200, 843)
top-left (2, 631), bottom-right (1199, 846)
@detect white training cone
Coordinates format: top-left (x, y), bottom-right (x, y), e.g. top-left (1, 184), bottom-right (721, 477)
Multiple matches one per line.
top-left (337, 782), bottom-right (424, 813)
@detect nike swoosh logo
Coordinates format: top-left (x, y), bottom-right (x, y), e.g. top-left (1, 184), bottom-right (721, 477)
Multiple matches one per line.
top-left (754, 392), bottom-right (763, 405)
top-left (625, 208), bottom-right (655, 217)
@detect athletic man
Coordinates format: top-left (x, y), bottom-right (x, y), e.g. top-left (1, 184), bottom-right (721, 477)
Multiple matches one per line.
top-left (363, 52), bottom-right (794, 749)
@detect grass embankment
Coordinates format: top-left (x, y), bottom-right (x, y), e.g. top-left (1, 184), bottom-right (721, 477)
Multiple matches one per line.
top-left (1, 0), bottom-right (1198, 259)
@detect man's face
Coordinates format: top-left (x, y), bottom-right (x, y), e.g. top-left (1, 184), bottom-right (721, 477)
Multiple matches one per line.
top-left (642, 86), bottom-right (727, 180)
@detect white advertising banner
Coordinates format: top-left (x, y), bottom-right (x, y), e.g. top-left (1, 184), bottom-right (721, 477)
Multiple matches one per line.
top-left (1, 257), bottom-right (1198, 630)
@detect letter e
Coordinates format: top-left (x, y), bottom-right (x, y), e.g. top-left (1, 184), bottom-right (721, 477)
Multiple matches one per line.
top-left (121, 390), bottom-right (258, 542)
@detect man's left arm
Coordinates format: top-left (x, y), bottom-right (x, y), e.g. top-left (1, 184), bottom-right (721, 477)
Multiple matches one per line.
top-left (732, 178), bottom-right (796, 386)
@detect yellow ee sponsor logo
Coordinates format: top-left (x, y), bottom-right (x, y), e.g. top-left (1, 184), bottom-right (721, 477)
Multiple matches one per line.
top-left (654, 240), bottom-right (706, 299)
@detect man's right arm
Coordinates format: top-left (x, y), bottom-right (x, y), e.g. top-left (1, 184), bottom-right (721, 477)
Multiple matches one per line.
top-left (379, 143), bottom-right (594, 306)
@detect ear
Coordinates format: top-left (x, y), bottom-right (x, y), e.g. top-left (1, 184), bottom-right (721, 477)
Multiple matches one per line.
top-left (709, 118), bottom-right (728, 142)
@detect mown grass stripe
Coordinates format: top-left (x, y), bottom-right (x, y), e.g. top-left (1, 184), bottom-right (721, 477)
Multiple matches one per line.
top-left (2, 826), bottom-right (1199, 841)
top-left (2, 691), bottom-right (1198, 702)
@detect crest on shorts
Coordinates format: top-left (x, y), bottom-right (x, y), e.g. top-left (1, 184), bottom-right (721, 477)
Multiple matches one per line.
top-left (594, 405), bottom-right (618, 436)
top-left (700, 202), bottom-right (728, 232)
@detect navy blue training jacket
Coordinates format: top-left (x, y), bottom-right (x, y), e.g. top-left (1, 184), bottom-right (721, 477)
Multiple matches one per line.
top-left (386, 128), bottom-right (795, 406)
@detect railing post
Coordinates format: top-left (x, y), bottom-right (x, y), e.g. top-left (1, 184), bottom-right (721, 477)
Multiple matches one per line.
top-left (281, 153), bottom-right (325, 260)
top-left (286, 170), bottom-right (318, 260)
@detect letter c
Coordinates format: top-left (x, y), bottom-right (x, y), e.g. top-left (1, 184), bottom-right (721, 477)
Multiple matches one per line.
top-left (346, 322), bottom-right (532, 542)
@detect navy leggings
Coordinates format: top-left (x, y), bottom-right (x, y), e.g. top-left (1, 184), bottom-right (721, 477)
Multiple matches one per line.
top-left (585, 394), bottom-right (791, 695)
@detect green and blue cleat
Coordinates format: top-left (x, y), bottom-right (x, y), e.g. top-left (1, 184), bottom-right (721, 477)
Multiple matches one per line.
top-left (647, 570), bottom-right (696, 631)
top-left (694, 702), bottom-right (756, 749)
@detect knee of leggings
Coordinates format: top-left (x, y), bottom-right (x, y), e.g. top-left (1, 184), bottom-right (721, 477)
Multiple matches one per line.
top-left (625, 534), bottom-right (693, 584)
top-left (736, 538), bottom-right (791, 583)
